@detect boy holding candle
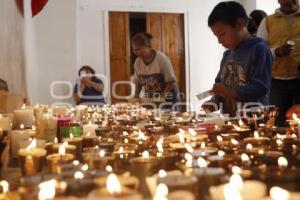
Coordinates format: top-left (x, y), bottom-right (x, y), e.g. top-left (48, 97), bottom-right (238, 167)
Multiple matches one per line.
top-left (202, 1), bottom-right (272, 116)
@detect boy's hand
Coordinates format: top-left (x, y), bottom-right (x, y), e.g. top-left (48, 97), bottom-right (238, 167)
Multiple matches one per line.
top-left (211, 83), bottom-right (237, 98)
top-left (275, 44), bottom-right (293, 57)
top-left (202, 100), bottom-right (218, 113)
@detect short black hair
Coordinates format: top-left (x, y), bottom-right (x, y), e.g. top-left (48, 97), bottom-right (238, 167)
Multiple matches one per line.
top-left (208, 1), bottom-right (248, 27)
top-left (78, 65), bottom-right (95, 76)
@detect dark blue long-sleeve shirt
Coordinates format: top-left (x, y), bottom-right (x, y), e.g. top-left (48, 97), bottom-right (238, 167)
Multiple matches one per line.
top-left (214, 37), bottom-right (272, 114)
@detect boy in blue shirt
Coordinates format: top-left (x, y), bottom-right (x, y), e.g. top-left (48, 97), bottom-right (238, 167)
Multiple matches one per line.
top-left (202, 1), bottom-right (272, 116)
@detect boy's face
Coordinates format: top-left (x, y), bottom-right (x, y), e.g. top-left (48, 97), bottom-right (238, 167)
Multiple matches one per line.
top-left (211, 20), bottom-right (245, 50)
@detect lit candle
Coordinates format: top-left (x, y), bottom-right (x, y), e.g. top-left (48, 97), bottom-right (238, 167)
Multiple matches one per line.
top-left (270, 186), bottom-right (290, 200)
top-left (82, 131), bottom-right (98, 149)
top-left (63, 133), bottom-right (83, 159)
top-left (83, 121), bottom-right (98, 135)
top-left (46, 143), bottom-right (75, 174)
top-left (14, 104), bottom-right (35, 128)
top-left (83, 149), bottom-right (115, 171)
top-left (130, 151), bottom-right (161, 197)
top-left (87, 173), bottom-right (142, 200)
top-left (38, 179), bottom-right (56, 200)
top-left (11, 124), bottom-right (35, 158)
top-left (52, 105), bottom-right (68, 116)
top-left (157, 175), bottom-right (198, 199)
top-left (18, 139), bottom-right (47, 176)
top-left (0, 180), bottom-right (19, 199)
top-left (209, 173), bottom-right (267, 200)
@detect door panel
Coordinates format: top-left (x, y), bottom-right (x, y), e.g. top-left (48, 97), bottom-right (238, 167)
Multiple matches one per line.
top-left (146, 13), bottom-right (186, 103)
top-left (109, 12), bottom-right (130, 104)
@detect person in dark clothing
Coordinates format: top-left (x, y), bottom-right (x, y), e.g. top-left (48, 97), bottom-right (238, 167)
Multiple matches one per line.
top-left (202, 1), bottom-right (272, 116)
top-left (73, 66), bottom-right (105, 105)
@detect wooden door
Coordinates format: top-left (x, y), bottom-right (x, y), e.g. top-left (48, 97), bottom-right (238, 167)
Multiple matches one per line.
top-left (109, 12), bottom-right (130, 104)
top-left (146, 13), bottom-right (186, 102)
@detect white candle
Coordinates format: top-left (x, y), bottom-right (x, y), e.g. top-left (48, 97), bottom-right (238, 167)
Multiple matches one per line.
top-left (10, 125), bottom-right (35, 158)
top-left (209, 174), bottom-right (266, 200)
top-left (83, 122), bottom-right (98, 135)
top-left (14, 105), bottom-right (34, 128)
top-left (52, 105), bottom-right (68, 116)
top-left (0, 114), bottom-right (11, 131)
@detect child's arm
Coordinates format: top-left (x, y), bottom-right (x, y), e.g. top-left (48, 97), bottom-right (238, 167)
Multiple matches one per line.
top-left (235, 44), bottom-right (272, 101)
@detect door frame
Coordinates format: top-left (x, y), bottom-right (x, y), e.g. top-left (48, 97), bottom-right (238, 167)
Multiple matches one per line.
top-left (105, 10), bottom-right (191, 108)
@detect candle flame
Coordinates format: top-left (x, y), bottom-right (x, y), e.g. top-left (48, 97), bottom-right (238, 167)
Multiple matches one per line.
top-left (238, 119), bottom-right (244, 126)
top-left (218, 150), bottom-right (225, 157)
top-left (123, 131), bottom-right (129, 136)
top-left (215, 125), bottom-right (219, 130)
top-left (188, 128), bottom-right (197, 137)
top-left (54, 137), bottom-right (58, 144)
top-left (158, 170), bottom-right (167, 178)
top-left (177, 131), bottom-right (185, 144)
top-left (278, 157), bottom-right (288, 168)
top-left (254, 131), bottom-right (260, 139)
top-left (138, 130), bottom-right (146, 140)
top-left (73, 160), bottom-right (80, 166)
top-left (154, 183), bottom-right (169, 200)
top-left (106, 173), bottom-right (122, 195)
top-left (184, 153), bottom-right (193, 167)
top-left (223, 184), bottom-right (243, 200)
top-left (241, 153), bottom-right (250, 162)
top-left (217, 136), bottom-right (223, 142)
top-left (184, 143), bottom-right (194, 153)
top-left (124, 138), bottom-right (128, 144)
top-left (20, 124), bottom-right (25, 129)
top-left (142, 151), bottom-right (150, 159)
top-left (118, 147), bottom-right (124, 153)
top-left (58, 144), bottom-right (66, 156)
top-left (276, 139), bottom-right (283, 146)
top-left (26, 138), bottom-right (37, 151)
top-left (231, 139), bottom-right (239, 145)
top-left (70, 133), bottom-right (74, 139)
top-left (197, 157), bottom-right (208, 168)
top-left (258, 149), bottom-right (265, 155)
top-left (246, 143), bottom-right (253, 151)
top-left (22, 104), bottom-right (26, 109)
top-left (0, 180), bottom-right (9, 193)
top-left (38, 179), bottom-right (56, 200)
top-left (32, 125), bottom-right (36, 131)
top-left (156, 138), bottom-right (164, 153)
top-left (99, 150), bottom-right (106, 157)
top-left (74, 171), bottom-right (84, 180)
top-left (229, 174), bottom-right (244, 190)
top-left (106, 165), bottom-right (113, 172)
top-left (81, 164), bottom-right (89, 171)
top-left (270, 186), bottom-right (290, 200)
top-left (232, 166), bottom-right (242, 175)
top-left (201, 142), bottom-right (206, 148)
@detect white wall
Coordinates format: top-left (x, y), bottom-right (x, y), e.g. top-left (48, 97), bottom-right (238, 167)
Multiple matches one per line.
top-left (0, 0), bottom-right (26, 96)
top-left (78, 0), bottom-right (225, 109)
top-left (256, 0), bottom-right (279, 15)
top-left (32, 0), bottom-right (77, 105)
top-left (31, 0), bottom-right (261, 108)
top-left (240, 0), bottom-right (257, 14)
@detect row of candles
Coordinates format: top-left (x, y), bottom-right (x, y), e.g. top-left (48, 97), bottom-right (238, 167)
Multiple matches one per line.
top-left (0, 103), bottom-right (300, 199)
